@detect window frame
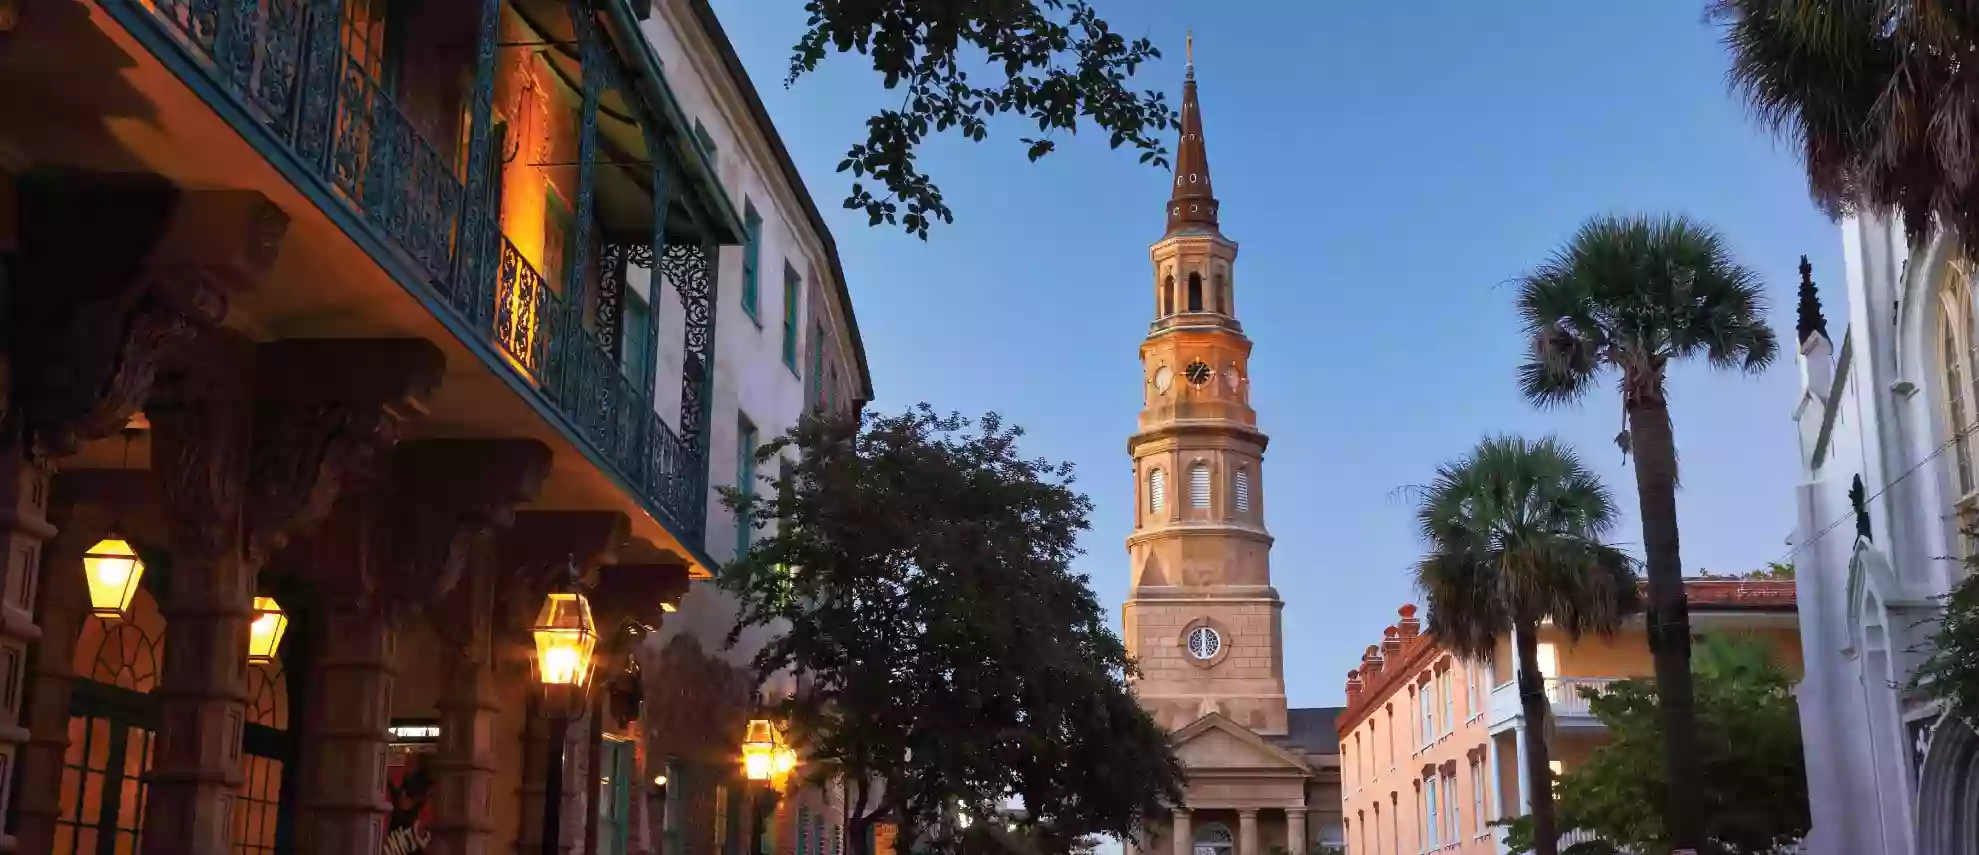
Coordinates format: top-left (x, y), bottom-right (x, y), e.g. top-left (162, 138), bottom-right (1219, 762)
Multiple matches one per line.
top-left (735, 415), bottom-right (759, 559)
top-left (782, 263), bottom-right (802, 372)
top-left (1188, 461), bottom-right (1211, 509)
top-left (741, 202), bottom-right (763, 323)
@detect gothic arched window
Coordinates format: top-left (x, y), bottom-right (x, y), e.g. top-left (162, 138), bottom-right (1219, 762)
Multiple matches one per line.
top-left (1188, 462), bottom-right (1210, 509)
top-left (1149, 468), bottom-right (1167, 514)
top-left (1187, 272), bottom-right (1203, 313)
top-left (1940, 263), bottom-right (1979, 498)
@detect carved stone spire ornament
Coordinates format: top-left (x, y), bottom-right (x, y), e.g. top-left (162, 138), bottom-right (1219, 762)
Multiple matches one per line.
top-left (0, 171), bottom-right (289, 854)
top-left (1798, 255), bottom-right (1830, 345)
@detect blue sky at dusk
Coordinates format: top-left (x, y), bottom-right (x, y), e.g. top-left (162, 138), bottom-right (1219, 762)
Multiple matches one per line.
top-left (708, 0), bottom-right (1843, 709)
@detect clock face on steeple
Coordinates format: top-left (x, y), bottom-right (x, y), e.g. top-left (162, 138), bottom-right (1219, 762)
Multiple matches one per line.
top-left (1185, 360), bottom-right (1212, 388)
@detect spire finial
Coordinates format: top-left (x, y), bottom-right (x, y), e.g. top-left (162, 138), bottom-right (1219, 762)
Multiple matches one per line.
top-left (1797, 254), bottom-right (1830, 344)
top-left (1164, 37), bottom-right (1217, 235)
top-left (1185, 31), bottom-right (1194, 78)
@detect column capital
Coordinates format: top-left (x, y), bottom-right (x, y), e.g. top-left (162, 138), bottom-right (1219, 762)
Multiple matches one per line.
top-left (1172, 806), bottom-right (1192, 817)
top-left (9, 174), bottom-right (287, 459)
top-left (1236, 809), bottom-right (1258, 817)
top-left (1283, 806), bottom-right (1307, 816)
top-left (245, 338), bottom-right (445, 564)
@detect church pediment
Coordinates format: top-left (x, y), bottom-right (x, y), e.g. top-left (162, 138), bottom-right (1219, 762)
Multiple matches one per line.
top-left (1171, 713), bottom-right (1312, 774)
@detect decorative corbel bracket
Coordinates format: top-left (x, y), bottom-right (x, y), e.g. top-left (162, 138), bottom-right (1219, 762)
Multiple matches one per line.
top-left (8, 172), bottom-right (286, 459)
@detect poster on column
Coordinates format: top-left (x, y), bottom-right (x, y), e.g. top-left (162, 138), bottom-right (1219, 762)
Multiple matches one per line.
top-left (385, 741), bottom-right (438, 855)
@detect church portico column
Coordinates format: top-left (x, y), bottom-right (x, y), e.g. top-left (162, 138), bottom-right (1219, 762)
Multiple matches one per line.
top-left (145, 335), bottom-right (443, 855)
top-left (1284, 808), bottom-right (1306, 855)
top-left (1171, 808), bottom-right (1192, 855)
top-left (0, 173), bottom-right (286, 853)
top-left (1237, 809), bottom-right (1257, 855)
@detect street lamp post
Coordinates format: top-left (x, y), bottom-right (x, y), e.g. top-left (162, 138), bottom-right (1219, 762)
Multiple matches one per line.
top-left (534, 564), bottom-right (598, 855)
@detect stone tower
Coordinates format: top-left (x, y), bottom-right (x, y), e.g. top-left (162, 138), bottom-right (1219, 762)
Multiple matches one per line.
top-left (1123, 40), bottom-right (1287, 736)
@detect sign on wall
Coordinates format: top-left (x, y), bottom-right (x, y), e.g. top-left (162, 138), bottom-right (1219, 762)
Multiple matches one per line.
top-left (384, 736), bottom-right (439, 855)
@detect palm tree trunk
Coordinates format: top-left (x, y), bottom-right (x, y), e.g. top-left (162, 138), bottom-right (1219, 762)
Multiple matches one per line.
top-left (1627, 396), bottom-right (1706, 852)
top-left (1515, 619), bottom-right (1558, 855)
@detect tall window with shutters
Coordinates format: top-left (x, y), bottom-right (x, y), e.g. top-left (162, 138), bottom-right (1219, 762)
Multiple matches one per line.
top-left (1940, 262), bottom-right (1979, 508)
top-left (1188, 462), bottom-right (1210, 509)
top-left (1149, 468), bottom-right (1167, 515)
top-left (1234, 467), bottom-right (1251, 514)
top-left (741, 202), bottom-right (762, 321)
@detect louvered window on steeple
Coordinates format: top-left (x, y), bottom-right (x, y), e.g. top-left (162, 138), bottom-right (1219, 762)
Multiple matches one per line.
top-left (1188, 462), bottom-right (1210, 509)
top-left (1163, 275), bottom-right (1175, 316)
top-left (1187, 272), bottom-right (1204, 312)
top-left (1235, 467), bottom-right (1251, 513)
top-left (1149, 468), bottom-right (1167, 514)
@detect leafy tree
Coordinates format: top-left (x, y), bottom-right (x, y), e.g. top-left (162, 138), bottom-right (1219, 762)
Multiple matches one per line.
top-left (718, 405), bottom-right (1185, 855)
top-left (1710, 0), bottom-right (1979, 259)
top-left (1412, 435), bottom-right (1640, 855)
top-left (1515, 214), bottom-right (1779, 852)
top-left (1499, 634), bottom-right (1811, 855)
top-left (1910, 531), bottom-right (1979, 728)
top-left (789, 1), bottom-right (1178, 238)
top-left (1694, 562), bottom-right (1793, 582)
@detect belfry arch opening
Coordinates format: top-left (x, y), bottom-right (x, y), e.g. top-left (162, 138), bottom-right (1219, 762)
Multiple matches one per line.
top-left (1188, 272), bottom-right (1203, 312)
top-left (1164, 275), bottom-right (1175, 316)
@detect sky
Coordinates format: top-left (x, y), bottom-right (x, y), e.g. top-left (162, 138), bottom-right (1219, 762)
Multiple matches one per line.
top-left (707, 0), bottom-right (1844, 710)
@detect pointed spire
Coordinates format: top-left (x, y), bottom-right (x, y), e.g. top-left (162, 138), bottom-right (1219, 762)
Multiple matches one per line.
top-left (1166, 32), bottom-right (1219, 236)
top-left (1797, 255), bottom-right (1830, 344)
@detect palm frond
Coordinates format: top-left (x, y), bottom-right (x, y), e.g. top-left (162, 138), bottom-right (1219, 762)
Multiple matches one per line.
top-left (1412, 436), bottom-right (1636, 663)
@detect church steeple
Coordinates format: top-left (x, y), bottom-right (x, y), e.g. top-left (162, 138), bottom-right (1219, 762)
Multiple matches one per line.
top-left (1166, 32), bottom-right (1220, 236)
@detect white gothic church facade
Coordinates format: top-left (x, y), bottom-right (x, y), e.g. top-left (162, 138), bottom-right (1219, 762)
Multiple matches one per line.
top-left (1790, 218), bottom-right (1979, 854)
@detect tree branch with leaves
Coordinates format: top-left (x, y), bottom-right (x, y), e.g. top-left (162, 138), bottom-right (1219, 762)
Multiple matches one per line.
top-left (790, 0), bottom-right (1177, 238)
top-left (719, 405), bottom-right (1184, 855)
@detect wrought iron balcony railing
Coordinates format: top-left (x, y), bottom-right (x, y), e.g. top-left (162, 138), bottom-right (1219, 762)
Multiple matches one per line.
top-left (125, 0), bottom-right (711, 542)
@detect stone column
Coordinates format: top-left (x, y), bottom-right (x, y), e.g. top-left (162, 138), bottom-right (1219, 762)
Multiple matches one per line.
top-left (1171, 808), bottom-right (1192, 855)
top-left (145, 336), bottom-right (439, 855)
top-left (405, 441), bottom-right (555, 855)
top-left (0, 172), bottom-right (279, 853)
top-left (1284, 808), bottom-right (1306, 855)
top-left (15, 475), bottom-right (136, 852)
top-left (1237, 810), bottom-right (1257, 855)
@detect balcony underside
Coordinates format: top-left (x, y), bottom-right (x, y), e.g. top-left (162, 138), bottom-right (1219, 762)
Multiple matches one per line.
top-left (0, 0), bottom-right (714, 574)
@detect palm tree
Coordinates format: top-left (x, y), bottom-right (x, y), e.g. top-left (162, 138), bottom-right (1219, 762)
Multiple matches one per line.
top-left (1414, 435), bottom-right (1639, 855)
top-left (1515, 214), bottom-right (1778, 853)
top-left (1710, 0), bottom-right (1979, 258)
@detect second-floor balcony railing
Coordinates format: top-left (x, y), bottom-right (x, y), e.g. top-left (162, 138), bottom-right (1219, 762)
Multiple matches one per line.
top-left (1544, 677), bottom-right (1618, 718)
top-left (122, 0), bottom-right (722, 544)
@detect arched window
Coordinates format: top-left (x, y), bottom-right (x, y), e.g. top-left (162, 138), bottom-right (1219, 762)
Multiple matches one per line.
top-left (1941, 264), bottom-right (1979, 498)
top-left (1212, 272), bottom-right (1226, 313)
top-left (1188, 462), bottom-right (1210, 509)
top-left (1187, 272), bottom-right (1203, 312)
top-left (1149, 468), bottom-right (1167, 514)
top-left (1234, 467), bottom-right (1251, 514)
top-left (1162, 275), bottom-right (1175, 316)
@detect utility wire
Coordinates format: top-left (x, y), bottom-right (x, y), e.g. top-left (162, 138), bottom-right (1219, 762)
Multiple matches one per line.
top-left (1776, 415), bottom-right (1979, 565)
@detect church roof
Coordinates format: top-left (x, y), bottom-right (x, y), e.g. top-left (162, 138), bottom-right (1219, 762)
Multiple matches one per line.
top-left (1275, 707), bottom-right (1344, 756)
top-left (1165, 33), bottom-right (1220, 237)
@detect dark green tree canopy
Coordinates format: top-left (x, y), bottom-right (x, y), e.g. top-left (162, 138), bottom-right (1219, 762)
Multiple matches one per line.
top-left (791, 0), bottom-right (1177, 238)
top-left (719, 405), bottom-right (1184, 855)
top-left (1499, 634), bottom-right (1811, 855)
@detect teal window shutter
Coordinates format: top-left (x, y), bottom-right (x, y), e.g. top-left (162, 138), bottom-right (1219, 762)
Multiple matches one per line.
top-left (781, 266), bottom-right (801, 370)
top-left (741, 203), bottom-right (762, 319)
top-left (736, 417), bottom-right (758, 558)
top-left (622, 289), bottom-right (654, 392)
top-left (798, 807), bottom-right (810, 855)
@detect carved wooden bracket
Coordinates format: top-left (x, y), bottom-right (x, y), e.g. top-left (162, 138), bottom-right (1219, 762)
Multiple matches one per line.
top-left (383, 439), bottom-right (553, 608)
top-left (244, 338), bottom-right (445, 564)
top-left (7, 172), bottom-right (287, 459)
top-left (492, 511), bottom-right (629, 639)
